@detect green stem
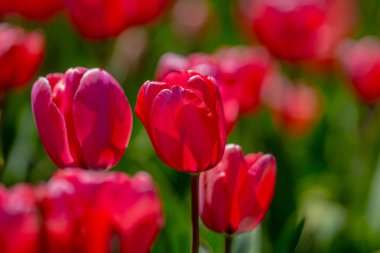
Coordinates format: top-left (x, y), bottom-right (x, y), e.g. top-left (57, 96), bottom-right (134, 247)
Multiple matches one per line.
top-left (191, 174), bottom-right (200, 253)
top-left (225, 234), bottom-right (233, 253)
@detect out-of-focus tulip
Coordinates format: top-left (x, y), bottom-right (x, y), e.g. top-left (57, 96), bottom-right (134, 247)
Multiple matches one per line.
top-left (64, 0), bottom-right (169, 40)
top-left (214, 46), bottom-right (273, 114)
top-left (262, 74), bottom-right (322, 134)
top-left (31, 67), bottom-right (132, 170)
top-left (338, 37), bottom-right (380, 103)
top-left (0, 185), bottom-right (39, 253)
top-left (155, 47), bottom-right (273, 133)
top-left (0, 24), bottom-right (44, 93)
top-left (245, 0), bottom-right (356, 63)
top-left (38, 168), bottom-right (164, 253)
top-left (199, 144), bottom-right (276, 234)
top-left (14, 0), bottom-right (64, 20)
top-left (135, 70), bottom-right (226, 173)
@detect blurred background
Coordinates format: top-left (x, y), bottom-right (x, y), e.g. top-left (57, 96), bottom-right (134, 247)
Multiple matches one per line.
top-left (1, 0), bottom-right (380, 252)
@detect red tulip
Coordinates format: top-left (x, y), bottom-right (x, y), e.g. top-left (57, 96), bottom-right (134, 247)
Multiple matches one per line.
top-left (64, 0), bottom-right (169, 39)
top-left (14, 0), bottom-right (64, 20)
top-left (0, 24), bottom-right (44, 93)
top-left (0, 185), bottom-right (40, 253)
top-left (248, 0), bottom-right (356, 63)
top-left (135, 70), bottom-right (226, 173)
top-left (31, 67), bottom-right (132, 170)
top-left (199, 144), bottom-right (276, 234)
top-left (262, 74), bottom-right (322, 134)
top-left (338, 37), bottom-right (380, 103)
top-left (38, 168), bottom-right (164, 253)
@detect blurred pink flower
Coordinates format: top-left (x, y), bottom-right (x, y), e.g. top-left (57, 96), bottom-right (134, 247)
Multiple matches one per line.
top-left (338, 37), bottom-right (380, 103)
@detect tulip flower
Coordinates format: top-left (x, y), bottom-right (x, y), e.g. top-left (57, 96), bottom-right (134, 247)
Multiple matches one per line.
top-left (31, 67), bottom-right (132, 170)
top-left (338, 37), bottom-right (380, 103)
top-left (246, 0), bottom-right (356, 64)
top-left (38, 168), bottom-right (164, 253)
top-left (0, 24), bottom-right (45, 93)
top-left (261, 74), bottom-right (322, 134)
top-left (0, 185), bottom-right (40, 253)
top-left (136, 70), bottom-right (226, 253)
top-left (136, 70), bottom-right (226, 173)
top-left (200, 144), bottom-right (276, 252)
top-left (64, 0), bottom-right (169, 39)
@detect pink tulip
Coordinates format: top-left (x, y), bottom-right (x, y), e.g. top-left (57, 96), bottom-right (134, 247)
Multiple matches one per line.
top-left (200, 144), bottom-right (276, 234)
top-left (31, 67), bottom-right (132, 170)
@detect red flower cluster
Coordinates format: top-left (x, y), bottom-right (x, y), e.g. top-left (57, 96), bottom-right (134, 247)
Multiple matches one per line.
top-left (243, 0), bottom-right (356, 64)
top-left (32, 67), bottom-right (133, 170)
top-left (155, 46), bottom-right (273, 133)
top-left (0, 0), bottom-right (170, 39)
top-left (0, 24), bottom-right (44, 93)
top-left (0, 169), bottom-right (164, 253)
top-left (135, 70), bottom-right (226, 173)
top-left (200, 144), bottom-right (276, 234)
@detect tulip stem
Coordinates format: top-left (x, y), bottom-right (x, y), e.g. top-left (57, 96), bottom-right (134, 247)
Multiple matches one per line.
top-left (225, 235), bottom-right (233, 253)
top-left (191, 174), bottom-right (200, 253)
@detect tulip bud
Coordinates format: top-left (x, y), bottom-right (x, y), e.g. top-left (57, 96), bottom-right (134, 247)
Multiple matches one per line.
top-left (31, 67), bottom-right (133, 170)
top-left (199, 144), bottom-right (276, 234)
top-left (38, 168), bottom-right (164, 253)
top-left (338, 37), bottom-right (380, 103)
top-left (0, 24), bottom-right (44, 93)
top-left (0, 185), bottom-right (40, 253)
top-left (135, 70), bottom-right (226, 173)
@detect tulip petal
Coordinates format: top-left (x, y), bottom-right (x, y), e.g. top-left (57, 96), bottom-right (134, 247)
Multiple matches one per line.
top-left (31, 77), bottom-right (74, 167)
top-left (237, 154), bottom-right (276, 232)
top-left (150, 85), bottom-right (219, 172)
top-left (72, 69), bottom-right (132, 170)
top-left (135, 81), bottom-right (169, 130)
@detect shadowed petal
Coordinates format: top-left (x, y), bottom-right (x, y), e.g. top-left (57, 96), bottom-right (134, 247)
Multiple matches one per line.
top-left (72, 69), bottom-right (132, 170)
